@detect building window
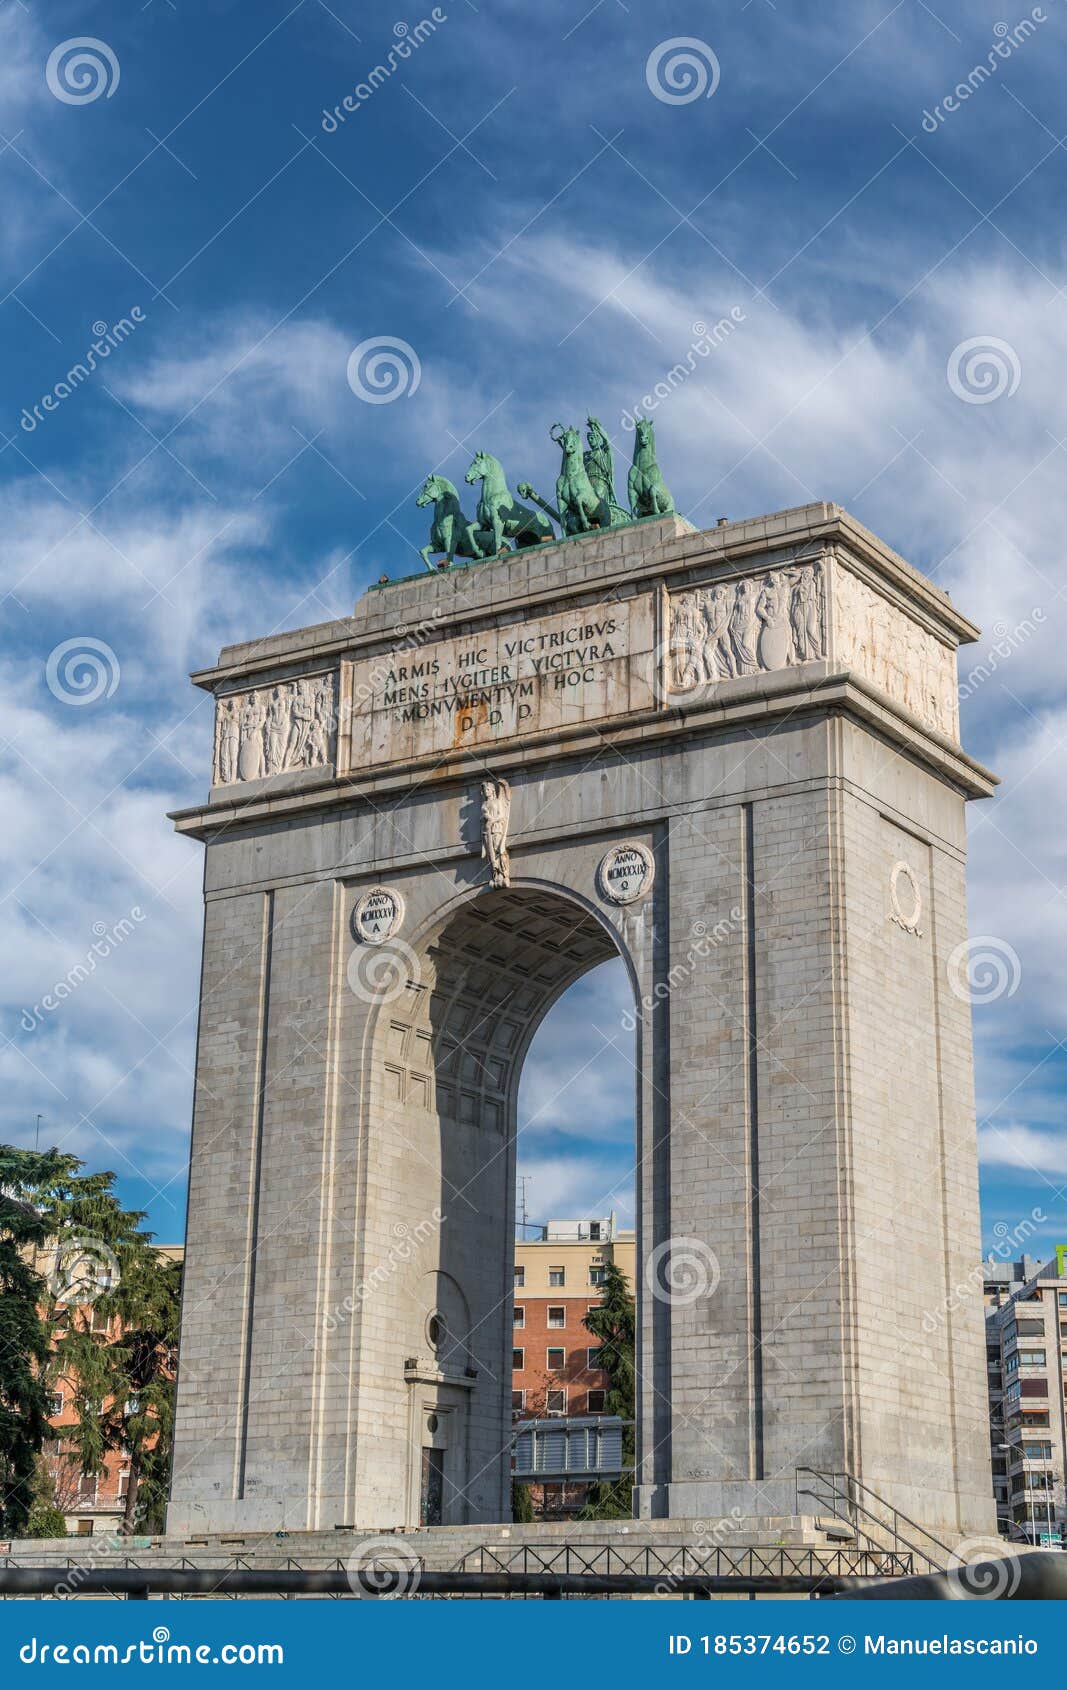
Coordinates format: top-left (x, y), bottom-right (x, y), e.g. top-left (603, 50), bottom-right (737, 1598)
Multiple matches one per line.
top-left (512, 1348), bottom-right (524, 1370)
top-left (547, 1307), bottom-right (565, 1329)
top-left (1059, 1292), bottom-right (1067, 1307)
top-left (47, 1393), bottom-right (63, 1417)
top-left (511, 1390), bottom-right (525, 1413)
top-left (1020, 1379), bottom-right (1048, 1397)
top-left (589, 1222), bottom-right (601, 1241)
top-left (1017, 1319), bottom-right (1045, 1336)
top-left (546, 1348), bottom-right (565, 1371)
top-left (1022, 1442), bottom-right (1053, 1460)
top-left (1019, 1350), bottom-right (1047, 1367)
top-left (548, 1266), bottom-right (565, 1287)
top-left (545, 1389), bottom-right (566, 1415)
top-left (514, 1266), bottom-right (525, 1288)
top-left (587, 1389), bottom-right (606, 1413)
top-left (1004, 1353), bottom-right (1018, 1374)
top-left (513, 1306), bottom-right (525, 1327)
top-left (587, 1347), bottom-right (603, 1369)
top-left (589, 1266), bottom-right (606, 1286)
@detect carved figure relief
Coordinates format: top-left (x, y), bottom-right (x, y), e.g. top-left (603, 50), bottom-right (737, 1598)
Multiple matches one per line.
top-left (214, 673), bottom-right (337, 786)
top-left (480, 776), bottom-right (512, 889)
top-left (834, 569), bottom-right (958, 741)
top-left (669, 563), bottom-right (825, 691)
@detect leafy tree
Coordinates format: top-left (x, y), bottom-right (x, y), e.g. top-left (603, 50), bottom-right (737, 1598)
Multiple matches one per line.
top-left (0, 1147), bottom-right (64, 1534)
top-left (0, 1145), bottom-right (182, 1536)
top-left (25, 1465), bottom-right (69, 1542)
top-left (511, 1479), bottom-right (534, 1523)
top-left (579, 1261), bottom-right (636, 1520)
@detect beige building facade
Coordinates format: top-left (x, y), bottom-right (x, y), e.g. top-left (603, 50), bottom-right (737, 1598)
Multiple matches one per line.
top-left (167, 503), bottom-right (997, 1542)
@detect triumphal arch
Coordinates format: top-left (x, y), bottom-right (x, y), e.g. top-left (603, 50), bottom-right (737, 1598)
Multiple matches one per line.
top-left (168, 430), bottom-right (997, 1543)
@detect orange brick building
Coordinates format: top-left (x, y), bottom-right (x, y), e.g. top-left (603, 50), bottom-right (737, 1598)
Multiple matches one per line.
top-left (511, 1219), bottom-right (635, 1514)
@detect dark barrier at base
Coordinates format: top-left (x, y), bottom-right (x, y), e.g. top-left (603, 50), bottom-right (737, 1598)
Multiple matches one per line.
top-left (0, 1552), bottom-right (1062, 1600)
top-left (828, 1550), bottom-right (1067, 1601)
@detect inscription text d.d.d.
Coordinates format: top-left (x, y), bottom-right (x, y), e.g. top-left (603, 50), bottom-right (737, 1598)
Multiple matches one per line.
top-left (599, 842), bottom-right (655, 904)
top-left (353, 886), bottom-right (405, 944)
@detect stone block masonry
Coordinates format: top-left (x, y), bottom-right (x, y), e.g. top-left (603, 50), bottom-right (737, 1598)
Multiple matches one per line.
top-left (167, 504), bottom-right (997, 1541)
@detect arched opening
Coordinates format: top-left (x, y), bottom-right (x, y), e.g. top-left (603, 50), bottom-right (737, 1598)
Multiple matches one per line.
top-left (357, 885), bottom-right (638, 1529)
top-left (514, 959), bottom-right (637, 1518)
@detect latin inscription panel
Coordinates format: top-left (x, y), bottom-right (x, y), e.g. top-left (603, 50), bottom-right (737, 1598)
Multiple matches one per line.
top-left (345, 593), bottom-right (657, 771)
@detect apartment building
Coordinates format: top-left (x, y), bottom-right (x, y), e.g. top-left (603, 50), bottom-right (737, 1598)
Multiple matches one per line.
top-left (984, 1249), bottom-right (1067, 1544)
top-left (511, 1217), bottom-right (635, 1515)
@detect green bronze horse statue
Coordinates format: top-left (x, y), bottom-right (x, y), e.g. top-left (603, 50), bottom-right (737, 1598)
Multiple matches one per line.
top-left (415, 473), bottom-right (492, 570)
top-left (465, 450), bottom-right (555, 553)
top-left (627, 417), bottom-right (676, 518)
top-left (519, 421), bottom-right (630, 537)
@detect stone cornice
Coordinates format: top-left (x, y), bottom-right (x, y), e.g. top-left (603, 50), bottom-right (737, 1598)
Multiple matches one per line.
top-left (170, 667), bottom-right (996, 840)
top-left (188, 504), bottom-right (979, 694)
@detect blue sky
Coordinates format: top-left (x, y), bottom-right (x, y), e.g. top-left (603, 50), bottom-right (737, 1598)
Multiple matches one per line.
top-left (2, 0), bottom-right (1065, 1261)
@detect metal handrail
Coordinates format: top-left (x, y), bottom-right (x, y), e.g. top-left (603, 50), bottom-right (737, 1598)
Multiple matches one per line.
top-left (796, 1467), bottom-right (953, 1571)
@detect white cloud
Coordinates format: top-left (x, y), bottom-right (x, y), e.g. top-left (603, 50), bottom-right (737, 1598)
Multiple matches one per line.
top-left (978, 1122), bottom-right (1067, 1177)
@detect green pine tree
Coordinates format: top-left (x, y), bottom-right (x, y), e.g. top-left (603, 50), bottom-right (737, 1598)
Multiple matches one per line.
top-left (1, 1145), bottom-right (182, 1537)
top-left (0, 1147), bottom-right (67, 1535)
top-left (579, 1260), bottom-right (635, 1520)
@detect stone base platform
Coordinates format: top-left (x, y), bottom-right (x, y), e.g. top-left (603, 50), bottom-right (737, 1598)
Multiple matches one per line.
top-left (6, 1515), bottom-right (864, 1571)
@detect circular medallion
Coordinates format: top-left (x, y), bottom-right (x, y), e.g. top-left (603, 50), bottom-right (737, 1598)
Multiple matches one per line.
top-left (598, 842), bottom-right (656, 905)
top-left (889, 860), bottom-right (922, 936)
top-left (352, 886), bottom-right (405, 944)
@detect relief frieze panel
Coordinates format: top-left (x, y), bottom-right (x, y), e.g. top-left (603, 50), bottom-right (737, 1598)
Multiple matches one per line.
top-left (213, 671), bottom-right (338, 786)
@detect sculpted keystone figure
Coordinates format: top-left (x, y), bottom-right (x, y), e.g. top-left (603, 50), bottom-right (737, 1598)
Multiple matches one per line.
top-left (465, 451), bottom-right (555, 554)
top-left (416, 473), bottom-right (493, 570)
top-left (481, 775), bottom-right (512, 888)
top-left (627, 418), bottom-right (676, 518)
